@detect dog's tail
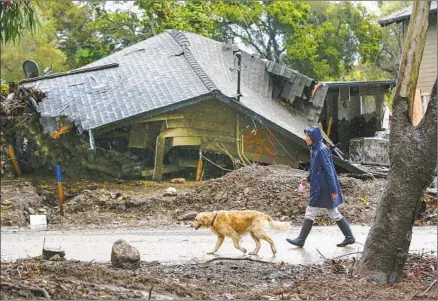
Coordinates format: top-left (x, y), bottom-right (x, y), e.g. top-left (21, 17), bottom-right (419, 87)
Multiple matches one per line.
top-left (268, 219), bottom-right (289, 231)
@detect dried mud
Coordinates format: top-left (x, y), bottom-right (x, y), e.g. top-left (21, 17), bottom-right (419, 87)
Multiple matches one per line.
top-left (0, 253), bottom-right (436, 300)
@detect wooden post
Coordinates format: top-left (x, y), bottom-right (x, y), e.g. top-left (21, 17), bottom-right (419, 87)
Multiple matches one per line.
top-left (327, 117), bottom-right (333, 138)
top-left (7, 145), bottom-right (22, 177)
top-left (56, 165), bottom-right (65, 216)
top-left (195, 146), bottom-right (204, 181)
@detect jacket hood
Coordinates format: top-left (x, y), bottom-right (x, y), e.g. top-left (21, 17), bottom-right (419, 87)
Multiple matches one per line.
top-left (304, 126), bottom-right (323, 146)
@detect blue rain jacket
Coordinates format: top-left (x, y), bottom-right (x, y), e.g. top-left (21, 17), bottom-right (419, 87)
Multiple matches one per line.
top-left (305, 126), bottom-right (344, 209)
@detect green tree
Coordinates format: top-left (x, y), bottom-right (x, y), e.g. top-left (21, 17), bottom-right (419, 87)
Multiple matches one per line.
top-left (0, 10), bottom-right (68, 82)
top-left (46, 1), bottom-right (150, 68)
top-left (286, 1), bottom-right (382, 80)
top-left (44, 1), bottom-right (91, 68)
top-left (0, 0), bottom-right (39, 44)
top-left (136, 1), bottom-right (221, 38)
top-left (135, 1), bottom-right (382, 80)
top-left (374, 1), bottom-right (411, 78)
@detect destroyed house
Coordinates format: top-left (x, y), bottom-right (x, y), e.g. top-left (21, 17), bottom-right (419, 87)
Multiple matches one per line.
top-left (321, 80), bottom-right (395, 154)
top-left (379, 2), bottom-right (437, 125)
top-left (19, 30), bottom-right (365, 180)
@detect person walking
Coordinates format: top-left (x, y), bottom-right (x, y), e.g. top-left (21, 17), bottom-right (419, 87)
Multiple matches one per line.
top-left (286, 126), bottom-right (355, 248)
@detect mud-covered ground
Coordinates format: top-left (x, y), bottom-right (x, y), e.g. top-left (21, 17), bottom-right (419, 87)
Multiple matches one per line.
top-left (0, 252), bottom-right (436, 300)
top-left (1, 165), bottom-right (436, 229)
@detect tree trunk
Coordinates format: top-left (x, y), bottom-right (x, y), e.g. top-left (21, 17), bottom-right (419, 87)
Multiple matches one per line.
top-left (358, 1), bottom-right (436, 284)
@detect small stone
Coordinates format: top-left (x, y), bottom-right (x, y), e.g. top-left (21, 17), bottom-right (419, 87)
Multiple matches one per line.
top-left (43, 247), bottom-right (65, 259)
top-left (163, 187), bottom-right (177, 196)
top-left (280, 216), bottom-right (289, 221)
top-left (110, 192), bottom-right (122, 199)
top-left (1, 200), bottom-right (11, 205)
top-left (243, 187), bottom-right (251, 195)
top-left (178, 211), bottom-right (198, 221)
top-left (111, 239), bottom-right (140, 269)
top-left (49, 254), bottom-right (62, 261)
top-left (28, 207), bottom-right (35, 215)
top-left (38, 208), bottom-right (47, 213)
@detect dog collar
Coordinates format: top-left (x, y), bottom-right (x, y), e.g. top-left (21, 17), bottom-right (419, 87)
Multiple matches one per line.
top-left (210, 211), bottom-right (219, 227)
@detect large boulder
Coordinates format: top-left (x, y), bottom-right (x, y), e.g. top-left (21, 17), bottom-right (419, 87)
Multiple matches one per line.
top-left (111, 239), bottom-right (140, 269)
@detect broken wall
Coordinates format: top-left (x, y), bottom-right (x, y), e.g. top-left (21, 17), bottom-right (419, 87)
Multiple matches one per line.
top-left (321, 86), bottom-right (387, 153)
top-left (112, 99), bottom-right (310, 180)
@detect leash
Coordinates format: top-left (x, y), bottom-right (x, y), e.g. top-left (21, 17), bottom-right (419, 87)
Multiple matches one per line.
top-left (210, 211), bottom-right (219, 227)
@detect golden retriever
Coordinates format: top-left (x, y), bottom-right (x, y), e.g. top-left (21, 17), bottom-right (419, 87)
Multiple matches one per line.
top-left (191, 210), bottom-right (289, 255)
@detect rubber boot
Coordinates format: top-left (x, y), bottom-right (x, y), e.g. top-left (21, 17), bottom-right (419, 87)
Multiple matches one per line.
top-left (286, 219), bottom-right (313, 247)
top-left (336, 218), bottom-right (355, 247)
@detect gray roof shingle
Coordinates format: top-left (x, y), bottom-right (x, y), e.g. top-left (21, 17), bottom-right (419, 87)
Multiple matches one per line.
top-left (21, 30), bottom-right (321, 139)
top-left (378, 2), bottom-right (437, 26)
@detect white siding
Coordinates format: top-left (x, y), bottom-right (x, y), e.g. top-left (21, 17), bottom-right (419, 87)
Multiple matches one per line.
top-left (418, 15), bottom-right (437, 94)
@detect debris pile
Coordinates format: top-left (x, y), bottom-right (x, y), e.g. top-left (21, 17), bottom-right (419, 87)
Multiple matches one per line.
top-left (0, 179), bottom-right (46, 227)
top-left (2, 165), bottom-right (436, 229)
top-left (0, 252), bottom-right (436, 300)
top-left (176, 164), bottom-right (385, 225)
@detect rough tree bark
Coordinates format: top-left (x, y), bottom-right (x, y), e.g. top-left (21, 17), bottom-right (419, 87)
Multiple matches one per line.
top-left (359, 1), bottom-right (436, 284)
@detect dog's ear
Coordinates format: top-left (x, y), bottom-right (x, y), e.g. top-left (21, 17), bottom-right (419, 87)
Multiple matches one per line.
top-left (199, 213), bottom-right (210, 226)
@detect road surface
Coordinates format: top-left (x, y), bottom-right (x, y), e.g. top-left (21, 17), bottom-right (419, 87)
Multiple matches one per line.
top-left (1, 226), bottom-right (436, 264)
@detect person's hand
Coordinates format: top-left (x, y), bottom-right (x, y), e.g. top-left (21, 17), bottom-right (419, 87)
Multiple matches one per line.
top-left (332, 193), bottom-right (338, 200)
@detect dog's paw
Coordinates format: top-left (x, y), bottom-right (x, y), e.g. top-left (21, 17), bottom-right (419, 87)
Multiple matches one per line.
top-left (241, 248), bottom-right (247, 254)
top-left (249, 251), bottom-right (258, 255)
top-left (207, 251), bottom-right (216, 255)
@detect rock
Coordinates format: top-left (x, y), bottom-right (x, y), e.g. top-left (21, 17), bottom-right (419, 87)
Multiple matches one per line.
top-left (178, 211), bottom-right (198, 221)
top-left (43, 247), bottom-right (65, 260)
top-left (38, 208), bottom-right (47, 214)
top-left (28, 207), bottom-right (35, 214)
top-left (49, 254), bottom-right (62, 261)
top-left (243, 187), bottom-right (251, 195)
top-left (111, 239), bottom-right (140, 269)
top-left (110, 192), bottom-right (122, 199)
top-left (163, 187), bottom-right (177, 196)
top-left (1, 200), bottom-right (11, 205)
top-left (280, 216), bottom-right (289, 221)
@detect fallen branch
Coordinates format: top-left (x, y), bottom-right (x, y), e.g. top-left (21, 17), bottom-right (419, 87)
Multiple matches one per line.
top-left (316, 248), bottom-right (328, 261)
top-left (204, 256), bottom-right (271, 264)
top-left (411, 279), bottom-right (437, 299)
top-left (332, 251), bottom-right (363, 260)
top-left (1, 282), bottom-right (51, 299)
top-left (421, 279), bottom-right (437, 297)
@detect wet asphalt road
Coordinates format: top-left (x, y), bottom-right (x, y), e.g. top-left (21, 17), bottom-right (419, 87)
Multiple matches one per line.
top-left (1, 226), bottom-right (436, 265)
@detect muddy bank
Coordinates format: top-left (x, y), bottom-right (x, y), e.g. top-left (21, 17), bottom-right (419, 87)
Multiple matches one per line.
top-left (2, 165), bottom-right (436, 229)
top-left (1, 253), bottom-right (436, 300)
top-left (0, 179), bottom-right (45, 227)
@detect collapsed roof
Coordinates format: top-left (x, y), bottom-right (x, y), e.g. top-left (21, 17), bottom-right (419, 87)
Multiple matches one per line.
top-left (19, 30), bottom-right (377, 175)
top-left (19, 30), bottom-right (327, 142)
